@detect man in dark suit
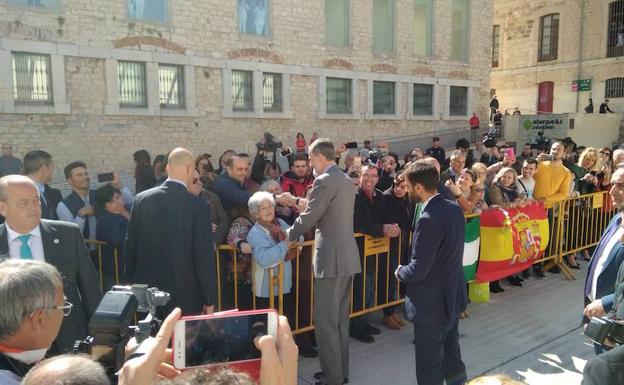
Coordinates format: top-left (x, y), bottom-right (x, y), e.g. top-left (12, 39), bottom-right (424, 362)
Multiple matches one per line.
top-left (287, 139), bottom-right (361, 385)
top-left (583, 166), bottom-right (624, 354)
top-left (0, 175), bottom-right (101, 353)
top-left (124, 148), bottom-right (217, 316)
top-left (582, 343), bottom-right (624, 384)
top-left (396, 160), bottom-right (467, 385)
top-left (23, 150), bottom-right (62, 221)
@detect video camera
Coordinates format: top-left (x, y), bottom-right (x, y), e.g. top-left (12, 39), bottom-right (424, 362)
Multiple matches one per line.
top-left (530, 130), bottom-right (551, 152)
top-left (74, 285), bottom-right (170, 378)
top-left (584, 316), bottom-right (624, 347)
top-left (256, 132), bottom-right (283, 153)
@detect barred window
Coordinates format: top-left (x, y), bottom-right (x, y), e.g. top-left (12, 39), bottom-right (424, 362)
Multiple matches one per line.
top-left (128, 0), bottom-right (168, 23)
top-left (605, 78), bottom-right (624, 98)
top-left (118, 61), bottom-right (147, 108)
top-left (12, 52), bottom-right (53, 105)
top-left (538, 13), bottom-right (559, 62)
top-left (326, 77), bottom-right (352, 114)
top-left (413, 84), bottom-right (433, 115)
top-left (6, 0), bottom-right (59, 8)
top-left (159, 65), bottom-right (184, 109)
top-left (263, 73), bottom-right (282, 112)
top-left (449, 86), bottom-right (468, 116)
top-left (607, 1), bottom-right (624, 58)
top-left (232, 70), bottom-right (253, 112)
top-left (492, 25), bottom-right (501, 67)
top-left (373, 81), bottom-right (395, 115)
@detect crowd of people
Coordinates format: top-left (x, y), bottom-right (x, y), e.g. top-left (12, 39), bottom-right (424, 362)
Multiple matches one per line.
top-left (0, 127), bottom-right (622, 385)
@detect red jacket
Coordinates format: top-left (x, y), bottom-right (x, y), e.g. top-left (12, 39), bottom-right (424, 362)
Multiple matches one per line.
top-left (469, 116), bottom-right (480, 128)
top-left (281, 171), bottom-right (313, 198)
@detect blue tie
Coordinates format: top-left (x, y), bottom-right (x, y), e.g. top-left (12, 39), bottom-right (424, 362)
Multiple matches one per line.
top-left (585, 217), bottom-right (622, 298)
top-left (17, 234), bottom-right (32, 259)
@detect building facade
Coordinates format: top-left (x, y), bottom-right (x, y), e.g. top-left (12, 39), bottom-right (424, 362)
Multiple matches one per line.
top-left (0, 0), bottom-right (492, 184)
top-left (491, 0), bottom-right (624, 136)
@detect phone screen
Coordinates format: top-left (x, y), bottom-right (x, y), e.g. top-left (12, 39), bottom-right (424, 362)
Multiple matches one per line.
top-left (184, 313), bottom-right (268, 367)
top-left (97, 172), bottom-right (114, 183)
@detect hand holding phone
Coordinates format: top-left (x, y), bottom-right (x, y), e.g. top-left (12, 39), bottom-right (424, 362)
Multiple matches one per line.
top-left (97, 172), bottom-right (114, 183)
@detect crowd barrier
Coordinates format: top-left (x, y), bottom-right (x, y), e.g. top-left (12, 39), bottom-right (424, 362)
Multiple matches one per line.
top-left (87, 190), bottom-right (614, 334)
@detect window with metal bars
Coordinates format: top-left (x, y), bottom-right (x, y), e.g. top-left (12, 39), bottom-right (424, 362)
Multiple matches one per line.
top-left (449, 86), bottom-right (468, 116)
top-left (12, 52), bottom-right (53, 105)
top-left (492, 25), bottom-right (501, 67)
top-left (413, 84), bottom-right (433, 115)
top-left (232, 70), bottom-right (253, 112)
top-left (262, 73), bottom-right (282, 113)
top-left (607, 1), bottom-right (624, 58)
top-left (326, 77), bottom-right (352, 114)
top-left (373, 81), bottom-right (395, 115)
top-left (118, 61), bottom-right (147, 108)
top-left (605, 78), bottom-right (624, 98)
top-left (6, 0), bottom-right (59, 7)
top-left (159, 64), bottom-right (184, 109)
top-left (538, 13), bottom-right (559, 62)
top-left (128, 0), bottom-right (168, 23)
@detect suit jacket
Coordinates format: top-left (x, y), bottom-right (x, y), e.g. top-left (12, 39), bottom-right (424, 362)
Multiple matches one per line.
top-left (124, 180), bottom-right (217, 315)
top-left (0, 220), bottom-right (102, 352)
top-left (397, 194), bottom-right (467, 325)
top-left (287, 164), bottom-right (361, 279)
top-left (584, 215), bottom-right (624, 313)
top-left (582, 343), bottom-right (624, 385)
top-left (41, 184), bottom-right (62, 220)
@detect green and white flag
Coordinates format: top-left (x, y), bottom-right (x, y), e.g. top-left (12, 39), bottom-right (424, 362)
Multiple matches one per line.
top-left (463, 217), bottom-right (480, 281)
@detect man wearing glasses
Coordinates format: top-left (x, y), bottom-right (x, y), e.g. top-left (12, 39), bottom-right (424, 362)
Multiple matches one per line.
top-left (0, 259), bottom-right (70, 384)
top-left (0, 175), bottom-right (101, 353)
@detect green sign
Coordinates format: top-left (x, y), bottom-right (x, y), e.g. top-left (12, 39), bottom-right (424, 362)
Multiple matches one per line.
top-left (572, 79), bottom-right (591, 92)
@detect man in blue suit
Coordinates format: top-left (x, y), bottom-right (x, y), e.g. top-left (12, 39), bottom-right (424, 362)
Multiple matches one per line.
top-left (395, 160), bottom-right (467, 385)
top-left (583, 166), bottom-right (624, 353)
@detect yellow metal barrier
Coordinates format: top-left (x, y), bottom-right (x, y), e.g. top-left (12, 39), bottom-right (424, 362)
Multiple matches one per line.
top-left (85, 190), bottom-right (613, 333)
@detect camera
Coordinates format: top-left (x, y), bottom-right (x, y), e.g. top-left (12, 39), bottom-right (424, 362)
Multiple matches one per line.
top-left (584, 316), bottom-right (624, 346)
top-left (530, 130), bottom-right (551, 152)
top-left (482, 133), bottom-right (497, 148)
top-left (256, 132), bottom-right (283, 153)
top-left (74, 285), bottom-right (170, 378)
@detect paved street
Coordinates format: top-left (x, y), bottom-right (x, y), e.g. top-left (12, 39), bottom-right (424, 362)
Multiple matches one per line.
top-left (297, 263), bottom-right (595, 385)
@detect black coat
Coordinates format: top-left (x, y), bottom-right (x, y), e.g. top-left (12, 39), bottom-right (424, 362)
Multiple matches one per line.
top-left (41, 184), bottom-right (63, 220)
top-left (378, 188), bottom-right (414, 231)
top-left (95, 211), bottom-right (128, 276)
top-left (0, 220), bottom-right (102, 352)
top-left (124, 181), bottom-right (217, 315)
top-left (582, 343), bottom-right (624, 385)
top-left (353, 188), bottom-right (384, 237)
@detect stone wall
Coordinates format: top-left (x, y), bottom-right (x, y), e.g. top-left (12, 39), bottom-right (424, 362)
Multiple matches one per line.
top-left (0, 0), bottom-right (493, 185)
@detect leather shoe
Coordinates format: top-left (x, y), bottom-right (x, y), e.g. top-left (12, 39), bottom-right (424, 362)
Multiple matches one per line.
top-left (505, 276), bottom-right (523, 287)
top-left (314, 371), bottom-right (348, 384)
top-left (533, 269), bottom-right (546, 278)
top-left (490, 280), bottom-right (505, 293)
top-left (366, 324), bottom-right (381, 335)
top-left (550, 266), bottom-right (561, 274)
top-left (383, 315), bottom-right (401, 330)
top-left (299, 346), bottom-right (318, 358)
top-left (350, 331), bottom-right (375, 343)
top-left (522, 270), bottom-right (531, 279)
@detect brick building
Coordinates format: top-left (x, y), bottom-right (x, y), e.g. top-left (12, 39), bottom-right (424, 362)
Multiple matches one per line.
top-left (0, 0), bottom-right (492, 186)
top-left (491, 0), bottom-right (624, 135)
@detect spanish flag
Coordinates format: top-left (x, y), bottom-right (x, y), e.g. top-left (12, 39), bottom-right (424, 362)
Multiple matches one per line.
top-left (476, 202), bottom-right (549, 282)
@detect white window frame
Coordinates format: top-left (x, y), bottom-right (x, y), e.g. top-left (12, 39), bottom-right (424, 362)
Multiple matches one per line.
top-left (443, 83), bottom-right (473, 120)
top-left (318, 74), bottom-right (359, 119)
top-left (368, 78), bottom-right (402, 119)
top-left (104, 52), bottom-right (197, 117)
top-left (0, 40), bottom-right (69, 114)
top-left (222, 63), bottom-right (292, 119)
top-left (407, 82), bottom-right (438, 120)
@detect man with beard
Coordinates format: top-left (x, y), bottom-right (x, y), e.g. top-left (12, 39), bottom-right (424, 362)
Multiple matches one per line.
top-left (582, 165), bottom-right (624, 354)
top-left (534, 141), bottom-right (572, 205)
top-left (395, 160), bottom-right (467, 385)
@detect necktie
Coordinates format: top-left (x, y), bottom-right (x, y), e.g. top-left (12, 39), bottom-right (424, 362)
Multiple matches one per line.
top-left (585, 217), bottom-right (622, 298)
top-left (17, 234), bottom-right (32, 259)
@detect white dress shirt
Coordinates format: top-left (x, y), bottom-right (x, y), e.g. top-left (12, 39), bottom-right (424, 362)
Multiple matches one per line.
top-left (6, 223), bottom-right (44, 261)
top-left (56, 194), bottom-right (97, 240)
top-left (590, 227), bottom-right (624, 301)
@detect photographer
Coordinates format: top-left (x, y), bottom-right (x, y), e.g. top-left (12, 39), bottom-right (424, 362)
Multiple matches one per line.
top-left (0, 260), bottom-right (66, 384)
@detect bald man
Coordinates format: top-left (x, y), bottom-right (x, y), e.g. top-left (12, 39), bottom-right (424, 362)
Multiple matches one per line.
top-left (0, 175), bottom-right (101, 352)
top-left (124, 148), bottom-right (217, 315)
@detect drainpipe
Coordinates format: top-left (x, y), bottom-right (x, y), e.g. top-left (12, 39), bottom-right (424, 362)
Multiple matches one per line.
top-left (575, 0), bottom-right (585, 113)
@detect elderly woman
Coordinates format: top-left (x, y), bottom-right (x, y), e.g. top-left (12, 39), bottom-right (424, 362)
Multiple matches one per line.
top-left (259, 179), bottom-right (293, 224)
top-left (246, 192), bottom-right (300, 320)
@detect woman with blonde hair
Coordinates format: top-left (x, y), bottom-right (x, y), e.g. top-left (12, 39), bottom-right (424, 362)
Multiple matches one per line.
top-left (577, 147), bottom-right (602, 196)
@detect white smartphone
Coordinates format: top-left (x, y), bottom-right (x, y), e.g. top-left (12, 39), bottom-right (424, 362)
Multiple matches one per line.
top-left (173, 309), bottom-right (278, 370)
